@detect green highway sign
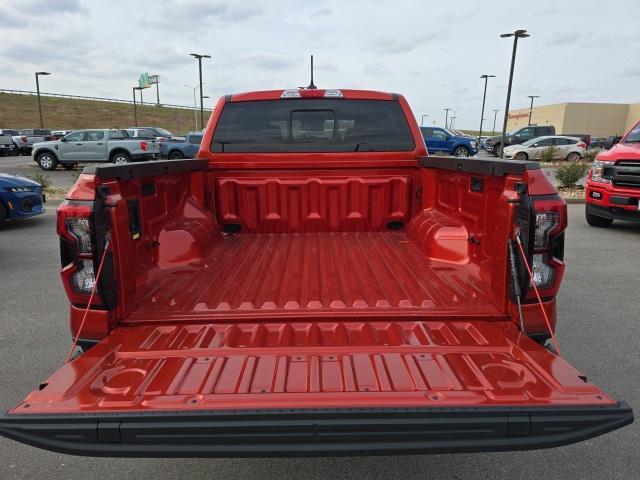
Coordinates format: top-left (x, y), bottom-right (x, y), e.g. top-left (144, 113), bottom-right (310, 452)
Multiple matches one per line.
top-left (138, 72), bottom-right (150, 88)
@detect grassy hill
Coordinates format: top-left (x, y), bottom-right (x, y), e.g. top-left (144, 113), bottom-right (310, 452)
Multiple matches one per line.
top-left (0, 92), bottom-right (203, 134)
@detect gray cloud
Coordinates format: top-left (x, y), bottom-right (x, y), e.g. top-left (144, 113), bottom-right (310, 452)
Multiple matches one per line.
top-left (363, 63), bottom-right (392, 77)
top-left (1, 0), bottom-right (639, 128)
top-left (0, 9), bottom-right (29, 27)
top-left (174, 0), bottom-right (263, 22)
top-left (621, 67), bottom-right (640, 77)
top-left (310, 7), bottom-right (331, 18)
top-left (241, 52), bottom-right (300, 71)
top-left (547, 31), bottom-right (580, 46)
top-left (366, 34), bottom-right (437, 55)
top-left (16, 0), bottom-right (87, 15)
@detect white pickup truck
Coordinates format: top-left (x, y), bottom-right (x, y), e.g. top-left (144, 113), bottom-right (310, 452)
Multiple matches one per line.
top-left (32, 129), bottom-right (160, 170)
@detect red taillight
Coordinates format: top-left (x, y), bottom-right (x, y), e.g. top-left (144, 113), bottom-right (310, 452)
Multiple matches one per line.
top-left (20, 136), bottom-right (28, 143)
top-left (577, 142), bottom-right (586, 148)
top-left (524, 195), bottom-right (567, 301)
top-left (140, 141), bottom-right (148, 151)
top-left (58, 201), bottom-right (100, 305)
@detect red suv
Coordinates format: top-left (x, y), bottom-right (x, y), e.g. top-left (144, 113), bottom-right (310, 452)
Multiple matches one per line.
top-left (585, 120), bottom-right (640, 226)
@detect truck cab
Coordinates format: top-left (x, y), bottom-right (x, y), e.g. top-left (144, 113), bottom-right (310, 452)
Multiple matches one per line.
top-left (585, 120), bottom-right (640, 226)
top-left (0, 88), bottom-right (631, 457)
top-left (420, 126), bottom-right (478, 157)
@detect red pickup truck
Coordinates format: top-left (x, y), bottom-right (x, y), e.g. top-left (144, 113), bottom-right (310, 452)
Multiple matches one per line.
top-left (0, 88), bottom-right (632, 456)
top-left (585, 120), bottom-right (640, 226)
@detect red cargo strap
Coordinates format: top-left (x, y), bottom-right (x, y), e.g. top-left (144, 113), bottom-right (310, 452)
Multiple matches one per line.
top-left (64, 239), bottom-right (111, 363)
top-left (514, 234), bottom-right (561, 356)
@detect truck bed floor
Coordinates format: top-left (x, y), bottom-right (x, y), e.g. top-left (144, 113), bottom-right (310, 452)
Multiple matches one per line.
top-left (128, 231), bottom-right (501, 322)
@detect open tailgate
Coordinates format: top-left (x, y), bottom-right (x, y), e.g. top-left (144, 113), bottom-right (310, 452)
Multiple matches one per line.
top-left (0, 320), bottom-right (632, 456)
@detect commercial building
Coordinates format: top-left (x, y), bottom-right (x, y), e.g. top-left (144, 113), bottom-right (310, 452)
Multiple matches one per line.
top-left (506, 102), bottom-right (640, 137)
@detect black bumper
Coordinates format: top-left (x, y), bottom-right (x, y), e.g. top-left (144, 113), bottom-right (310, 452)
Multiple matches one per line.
top-left (587, 203), bottom-right (640, 222)
top-left (0, 403), bottom-right (632, 457)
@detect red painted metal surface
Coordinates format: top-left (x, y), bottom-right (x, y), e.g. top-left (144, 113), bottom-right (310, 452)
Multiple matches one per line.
top-left (127, 231), bottom-right (501, 323)
top-left (229, 89), bottom-right (395, 103)
top-left (197, 93), bottom-right (428, 166)
top-left (214, 168), bottom-right (419, 232)
top-left (585, 120), bottom-right (640, 210)
top-left (11, 320), bottom-right (614, 415)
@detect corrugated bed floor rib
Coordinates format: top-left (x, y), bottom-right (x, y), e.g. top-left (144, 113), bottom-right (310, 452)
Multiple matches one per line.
top-left (128, 232), bottom-right (500, 322)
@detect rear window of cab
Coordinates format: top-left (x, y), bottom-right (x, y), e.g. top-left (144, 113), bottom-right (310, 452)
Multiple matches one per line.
top-left (211, 99), bottom-right (415, 153)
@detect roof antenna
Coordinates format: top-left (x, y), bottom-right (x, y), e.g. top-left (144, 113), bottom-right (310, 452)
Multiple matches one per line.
top-left (307, 54), bottom-right (317, 89)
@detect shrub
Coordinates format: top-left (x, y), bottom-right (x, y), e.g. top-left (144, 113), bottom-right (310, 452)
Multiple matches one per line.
top-left (540, 146), bottom-right (558, 162)
top-left (555, 161), bottom-right (590, 188)
top-left (582, 148), bottom-right (601, 163)
top-left (27, 172), bottom-right (51, 190)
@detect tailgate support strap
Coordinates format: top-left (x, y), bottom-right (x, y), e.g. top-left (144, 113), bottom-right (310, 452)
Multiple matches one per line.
top-left (64, 238), bottom-right (111, 363)
top-left (514, 232), bottom-right (562, 356)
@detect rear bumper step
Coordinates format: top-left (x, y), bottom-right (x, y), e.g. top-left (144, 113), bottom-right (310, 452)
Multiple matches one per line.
top-left (0, 403), bottom-right (632, 457)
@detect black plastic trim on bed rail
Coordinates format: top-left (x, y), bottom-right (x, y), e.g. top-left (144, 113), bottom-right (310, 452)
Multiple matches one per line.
top-left (0, 402), bottom-right (632, 458)
top-left (82, 159), bottom-right (209, 181)
top-left (420, 156), bottom-right (540, 176)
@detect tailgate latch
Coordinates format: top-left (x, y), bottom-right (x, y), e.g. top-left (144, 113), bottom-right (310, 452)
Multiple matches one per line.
top-left (97, 420), bottom-right (122, 443)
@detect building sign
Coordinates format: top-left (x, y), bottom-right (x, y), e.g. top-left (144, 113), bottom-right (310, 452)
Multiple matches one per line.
top-left (148, 75), bottom-right (159, 85)
top-left (508, 112), bottom-right (529, 120)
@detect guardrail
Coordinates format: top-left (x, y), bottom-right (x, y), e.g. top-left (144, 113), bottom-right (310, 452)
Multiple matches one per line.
top-left (0, 88), bottom-right (212, 111)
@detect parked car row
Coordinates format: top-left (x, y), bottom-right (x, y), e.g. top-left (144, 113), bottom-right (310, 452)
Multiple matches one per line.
top-left (0, 173), bottom-right (45, 222)
top-left (32, 129), bottom-right (162, 170)
top-left (0, 128), bottom-right (57, 155)
top-left (502, 135), bottom-right (587, 160)
top-left (420, 126), bottom-right (478, 156)
top-left (585, 119), bottom-right (640, 227)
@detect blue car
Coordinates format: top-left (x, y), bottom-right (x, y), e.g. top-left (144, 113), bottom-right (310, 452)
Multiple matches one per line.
top-left (160, 132), bottom-right (203, 159)
top-left (420, 127), bottom-right (478, 157)
top-left (0, 173), bottom-right (45, 221)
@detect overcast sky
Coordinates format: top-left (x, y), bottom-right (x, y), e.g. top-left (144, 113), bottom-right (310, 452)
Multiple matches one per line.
top-left (1, 0), bottom-right (639, 129)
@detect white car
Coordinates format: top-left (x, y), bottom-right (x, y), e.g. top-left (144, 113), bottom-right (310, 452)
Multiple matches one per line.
top-left (503, 135), bottom-right (586, 161)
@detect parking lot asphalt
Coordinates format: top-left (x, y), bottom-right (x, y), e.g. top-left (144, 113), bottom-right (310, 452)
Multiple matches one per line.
top-left (0, 204), bottom-right (638, 480)
top-left (0, 155), bottom-right (79, 189)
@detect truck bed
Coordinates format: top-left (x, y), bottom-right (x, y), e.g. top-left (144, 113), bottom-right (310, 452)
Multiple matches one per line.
top-left (127, 230), bottom-right (502, 323)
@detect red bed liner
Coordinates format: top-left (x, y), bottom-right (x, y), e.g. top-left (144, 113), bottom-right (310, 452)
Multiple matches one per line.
top-left (128, 231), bottom-right (501, 322)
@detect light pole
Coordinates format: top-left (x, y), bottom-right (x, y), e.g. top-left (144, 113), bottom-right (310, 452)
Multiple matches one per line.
top-left (527, 95), bottom-right (539, 125)
top-left (450, 116), bottom-right (457, 130)
top-left (492, 109), bottom-right (500, 135)
top-left (190, 53), bottom-right (211, 129)
top-left (132, 87), bottom-right (137, 126)
top-left (133, 86), bottom-right (145, 126)
top-left (35, 71), bottom-right (50, 128)
top-left (444, 108), bottom-right (452, 129)
top-left (421, 114), bottom-right (429, 126)
top-left (499, 29), bottom-right (529, 158)
top-left (478, 74), bottom-right (495, 143)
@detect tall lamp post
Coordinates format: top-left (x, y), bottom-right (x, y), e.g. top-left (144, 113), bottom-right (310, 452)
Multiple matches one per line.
top-left (190, 53), bottom-right (211, 129)
top-left (527, 95), bottom-right (539, 125)
top-left (450, 116), bottom-right (457, 129)
top-left (421, 114), bottom-right (429, 126)
top-left (478, 74), bottom-right (495, 143)
top-left (133, 86), bottom-right (145, 126)
top-left (492, 109), bottom-right (500, 135)
top-left (444, 108), bottom-right (452, 129)
top-left (499, 29), bottom-right (529, 158)
top-left (35, 71), bottom-right (51, 128)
